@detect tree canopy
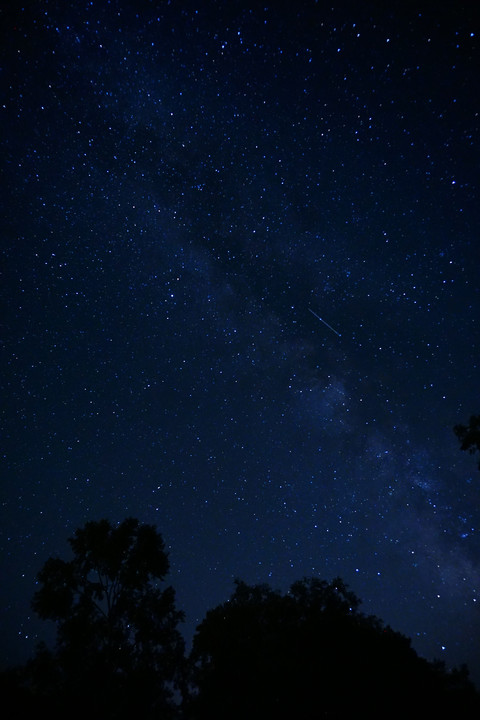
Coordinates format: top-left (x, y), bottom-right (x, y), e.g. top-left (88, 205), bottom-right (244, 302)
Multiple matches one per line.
top-left (3, 519), bottom-right (480, 719)
top-left (188, 577), bottom-right (479, 720)
top-left (454, 414), bottom-right (480, 470)
top-left (28, 518), bottom-right (185, 719)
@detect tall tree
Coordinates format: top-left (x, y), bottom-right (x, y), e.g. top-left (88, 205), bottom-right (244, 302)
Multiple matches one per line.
top-left (454, 415), bottom-right (480, 470)
top-left (30, 517), bottom-right (185, 719)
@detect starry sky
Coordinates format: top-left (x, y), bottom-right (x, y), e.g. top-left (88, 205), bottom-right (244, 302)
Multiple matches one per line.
top-left (2, 0), bottom-right (480, 685)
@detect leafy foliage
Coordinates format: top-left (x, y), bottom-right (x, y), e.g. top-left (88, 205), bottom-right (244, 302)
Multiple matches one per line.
top-left (29, 518), bottom-right (185, 719)
top-left (3, 519), bottom-right (480, 719)
top-left (188, 577), bottom-right (480, 719)
top-left (454, 414), bottom-right (480, 470)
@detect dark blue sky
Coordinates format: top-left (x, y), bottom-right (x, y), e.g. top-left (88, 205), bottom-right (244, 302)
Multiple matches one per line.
top-left (2, 0), bottom-right (480, 684)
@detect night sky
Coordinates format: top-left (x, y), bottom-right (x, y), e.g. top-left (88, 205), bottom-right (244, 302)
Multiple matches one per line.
top-left (2, 0), bottom-right (480, 685)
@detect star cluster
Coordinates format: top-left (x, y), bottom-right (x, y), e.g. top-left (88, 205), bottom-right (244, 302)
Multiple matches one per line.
top-left (2, 0), bottom-right (479, 683)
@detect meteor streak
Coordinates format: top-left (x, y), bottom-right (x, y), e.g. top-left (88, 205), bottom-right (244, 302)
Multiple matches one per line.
top-left (308, 308), bottom-right (341, 337)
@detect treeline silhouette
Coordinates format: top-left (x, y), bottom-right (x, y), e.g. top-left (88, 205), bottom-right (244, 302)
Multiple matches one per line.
top-left (1, 517), bottom-right (479, 719)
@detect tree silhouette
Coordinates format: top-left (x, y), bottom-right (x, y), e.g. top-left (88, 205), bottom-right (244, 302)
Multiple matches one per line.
top-left (187, 577), bottom-right (480, 720)
top-left (28, 517), bottom-right (185, 719)
top-left (454, 415), bottom-right (480, 470)
top-left (3, 524), bottom-right (480, 719)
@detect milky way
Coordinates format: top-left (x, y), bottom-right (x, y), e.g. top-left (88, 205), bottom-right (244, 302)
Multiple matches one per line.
top-left (2, 0), bottom-right (480, 683)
